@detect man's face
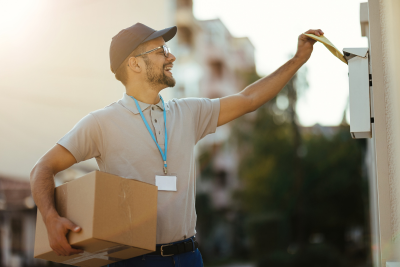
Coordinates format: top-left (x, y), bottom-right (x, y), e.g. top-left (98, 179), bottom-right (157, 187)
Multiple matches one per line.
top-left (142, 38), bottom-right (176, 88)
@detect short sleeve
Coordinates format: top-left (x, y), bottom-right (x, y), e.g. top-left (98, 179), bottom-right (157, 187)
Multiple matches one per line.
top-left (57, 113), bottom-right (102, 163)
top-left (181, 98), bottom-right (220, 143)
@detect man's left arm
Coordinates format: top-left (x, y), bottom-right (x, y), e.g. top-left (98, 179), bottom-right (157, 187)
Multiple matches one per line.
top-left (217, 29), bottom-right (323, 127)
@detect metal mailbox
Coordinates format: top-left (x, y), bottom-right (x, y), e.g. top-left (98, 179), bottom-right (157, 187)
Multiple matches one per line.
top-left (343, 47), bottom-right (372, 139)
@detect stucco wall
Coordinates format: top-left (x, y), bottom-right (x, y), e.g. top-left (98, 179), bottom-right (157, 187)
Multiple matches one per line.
top-left (381, 0), bottom-right (400, 260)
top-left (369, 0), bottom-right (400, 264)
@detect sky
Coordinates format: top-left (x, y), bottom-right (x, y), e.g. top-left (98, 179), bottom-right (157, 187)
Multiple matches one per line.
top-left (193, 0), bottom-right (369, 126)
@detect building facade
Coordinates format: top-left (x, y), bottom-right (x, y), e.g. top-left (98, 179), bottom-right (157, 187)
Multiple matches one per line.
top-left (173, 0), bottom-right (256, 260)
top-left (0, 176), bottom-right (45, 266)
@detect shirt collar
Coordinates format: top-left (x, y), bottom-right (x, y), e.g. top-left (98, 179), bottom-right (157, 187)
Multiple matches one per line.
top-left (119, 93), bottom-right (168, 114)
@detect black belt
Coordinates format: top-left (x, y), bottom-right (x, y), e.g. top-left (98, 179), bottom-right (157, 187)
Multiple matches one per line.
top-left (147, 237), bottom-right (199, 256)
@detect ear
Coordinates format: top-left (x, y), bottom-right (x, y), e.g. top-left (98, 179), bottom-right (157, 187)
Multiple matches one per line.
top-left (127, 57), bottom-right (142, 73)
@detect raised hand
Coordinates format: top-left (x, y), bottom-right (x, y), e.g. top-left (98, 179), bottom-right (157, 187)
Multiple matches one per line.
top-left (294, 29), bottom-right (324, 63)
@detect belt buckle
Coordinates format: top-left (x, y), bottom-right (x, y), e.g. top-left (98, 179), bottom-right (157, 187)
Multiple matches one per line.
top-left (160, 244), bottom-right (174, 257)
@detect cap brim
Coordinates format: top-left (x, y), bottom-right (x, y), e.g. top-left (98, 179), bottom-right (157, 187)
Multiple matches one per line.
top-left (142, 26), bottom-right (177, 44)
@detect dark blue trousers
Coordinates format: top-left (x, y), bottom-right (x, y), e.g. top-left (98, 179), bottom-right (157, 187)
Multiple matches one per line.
top-left (108, 237), bottom-right (203, 267)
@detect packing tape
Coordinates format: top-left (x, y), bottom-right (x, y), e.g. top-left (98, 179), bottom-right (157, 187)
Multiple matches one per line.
top-left (119, 179), bottom-right (135, 243)
top-left (61, 244), bottom-right (130, 265)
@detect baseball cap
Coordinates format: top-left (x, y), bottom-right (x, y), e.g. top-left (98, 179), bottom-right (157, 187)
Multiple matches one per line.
top-left (110, 23), bottom-right (177, 73)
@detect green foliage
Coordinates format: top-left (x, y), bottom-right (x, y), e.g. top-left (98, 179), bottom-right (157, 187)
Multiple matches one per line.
top-left (197, 67), bottom-right (369, 266)
top-left (196, 193), bottom-right (217, 238)
top-left (231, 77), bottom-right (369, 266)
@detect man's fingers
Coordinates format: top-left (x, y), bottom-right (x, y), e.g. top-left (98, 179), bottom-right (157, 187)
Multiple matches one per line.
top-left (59, 235), bottom-right (77, 256)
top-left (51, 242), bottom-right (68, 256)
top-left (69, 247), bottom-right (84, 255)
top-left (47, 216), bottom-right (83, 256)
top-left (53, 236), bottom-right (83, 256)
top-left (55, 235), bottom-right (71, 256)
top-left (59, 218), bottom-right (82, 255)
top-left (304, 29), bottom-right (324, 36)
top-left (64, 219), bottom-right (81, 233)
top-left (299, 34), bottom-right (317, 45)
top-left (307, 38), bottom-right (317, 45)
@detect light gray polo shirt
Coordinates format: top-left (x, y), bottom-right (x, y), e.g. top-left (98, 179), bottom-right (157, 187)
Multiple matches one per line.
top-left (57, 93), bottom-right (220, 244)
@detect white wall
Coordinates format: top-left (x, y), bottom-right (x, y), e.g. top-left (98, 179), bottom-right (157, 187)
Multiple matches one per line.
top-left (380, 0), bottom-right (400, 262)
top-left (368, 0), bottom-right (400, 265)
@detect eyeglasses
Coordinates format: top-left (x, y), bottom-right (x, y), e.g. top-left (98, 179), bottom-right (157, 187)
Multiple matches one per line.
top-left (134, 45), bottom-right (171, 58)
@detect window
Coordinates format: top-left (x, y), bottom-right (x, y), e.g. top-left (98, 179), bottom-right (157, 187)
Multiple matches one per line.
top-left (177, 0), bottom-right (192, 8)
top-left (178, 26), bottom-right (193, 47)
top-left (210, 61), bottom-right (223, 79)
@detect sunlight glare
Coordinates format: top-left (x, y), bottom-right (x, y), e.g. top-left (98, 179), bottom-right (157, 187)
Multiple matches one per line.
top-left (0, 0), bottom-right (40, 36)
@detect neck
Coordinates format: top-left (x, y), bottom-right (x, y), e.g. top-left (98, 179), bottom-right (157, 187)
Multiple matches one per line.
top-left (125, 84), bottom-right (165, 104)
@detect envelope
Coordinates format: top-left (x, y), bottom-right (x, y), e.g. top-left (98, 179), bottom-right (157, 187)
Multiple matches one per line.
top-left (304, 33), bottom-right (348, 64)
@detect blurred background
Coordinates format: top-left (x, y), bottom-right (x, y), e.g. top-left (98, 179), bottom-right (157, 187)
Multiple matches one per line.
top-left (0, 0), bottom-right (372, 266)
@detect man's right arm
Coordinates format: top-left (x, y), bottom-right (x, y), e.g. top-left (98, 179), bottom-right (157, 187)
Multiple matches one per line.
top-left (30, 144), bottom-right (84, 256)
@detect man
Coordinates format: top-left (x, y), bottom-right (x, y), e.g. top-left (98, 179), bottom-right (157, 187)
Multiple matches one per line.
top-left (30, 23), bottom-right (323, 266)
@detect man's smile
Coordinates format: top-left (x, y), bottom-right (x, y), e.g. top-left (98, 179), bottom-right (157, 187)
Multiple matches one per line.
top-left (164, 64), bottom-right (173, 75)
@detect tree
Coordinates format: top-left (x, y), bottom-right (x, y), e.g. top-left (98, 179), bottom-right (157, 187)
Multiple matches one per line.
top-left (231, 68), bottom-right (369, 266)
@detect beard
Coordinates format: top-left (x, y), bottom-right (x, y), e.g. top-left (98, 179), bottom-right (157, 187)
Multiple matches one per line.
top-left (144, 57), bottom-right (176, 88)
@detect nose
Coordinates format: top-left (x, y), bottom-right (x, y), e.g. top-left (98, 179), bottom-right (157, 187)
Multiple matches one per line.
top-left (167, 52), bottom-right (176, 63)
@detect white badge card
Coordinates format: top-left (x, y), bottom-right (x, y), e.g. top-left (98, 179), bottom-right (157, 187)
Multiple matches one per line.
top-left (155, 175), bottom-right (177, 191)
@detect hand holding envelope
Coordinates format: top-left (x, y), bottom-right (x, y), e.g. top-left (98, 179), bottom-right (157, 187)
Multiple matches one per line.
top-left (303, 33), bottom-right (348, 64)
top-left (295, 29), bottom-right (325, 63)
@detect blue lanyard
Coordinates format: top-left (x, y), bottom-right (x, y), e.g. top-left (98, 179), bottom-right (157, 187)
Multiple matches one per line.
top-left (130, 95), bottom-right (168, 174)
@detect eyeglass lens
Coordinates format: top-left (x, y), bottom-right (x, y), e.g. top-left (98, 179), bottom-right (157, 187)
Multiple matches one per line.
top-left (163, 46), bottom-right (170, 57)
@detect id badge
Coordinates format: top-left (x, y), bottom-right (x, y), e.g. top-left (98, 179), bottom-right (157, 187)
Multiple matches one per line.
top-left (155, 175), bottom-right (177, 191)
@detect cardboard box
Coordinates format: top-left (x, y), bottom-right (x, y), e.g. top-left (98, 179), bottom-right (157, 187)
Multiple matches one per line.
top-left (34, 171), bottom-right (158, 267)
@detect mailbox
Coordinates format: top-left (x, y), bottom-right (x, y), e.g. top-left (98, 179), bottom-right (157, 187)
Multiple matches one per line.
top-left (343, 47), bottom-right (372, 139)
